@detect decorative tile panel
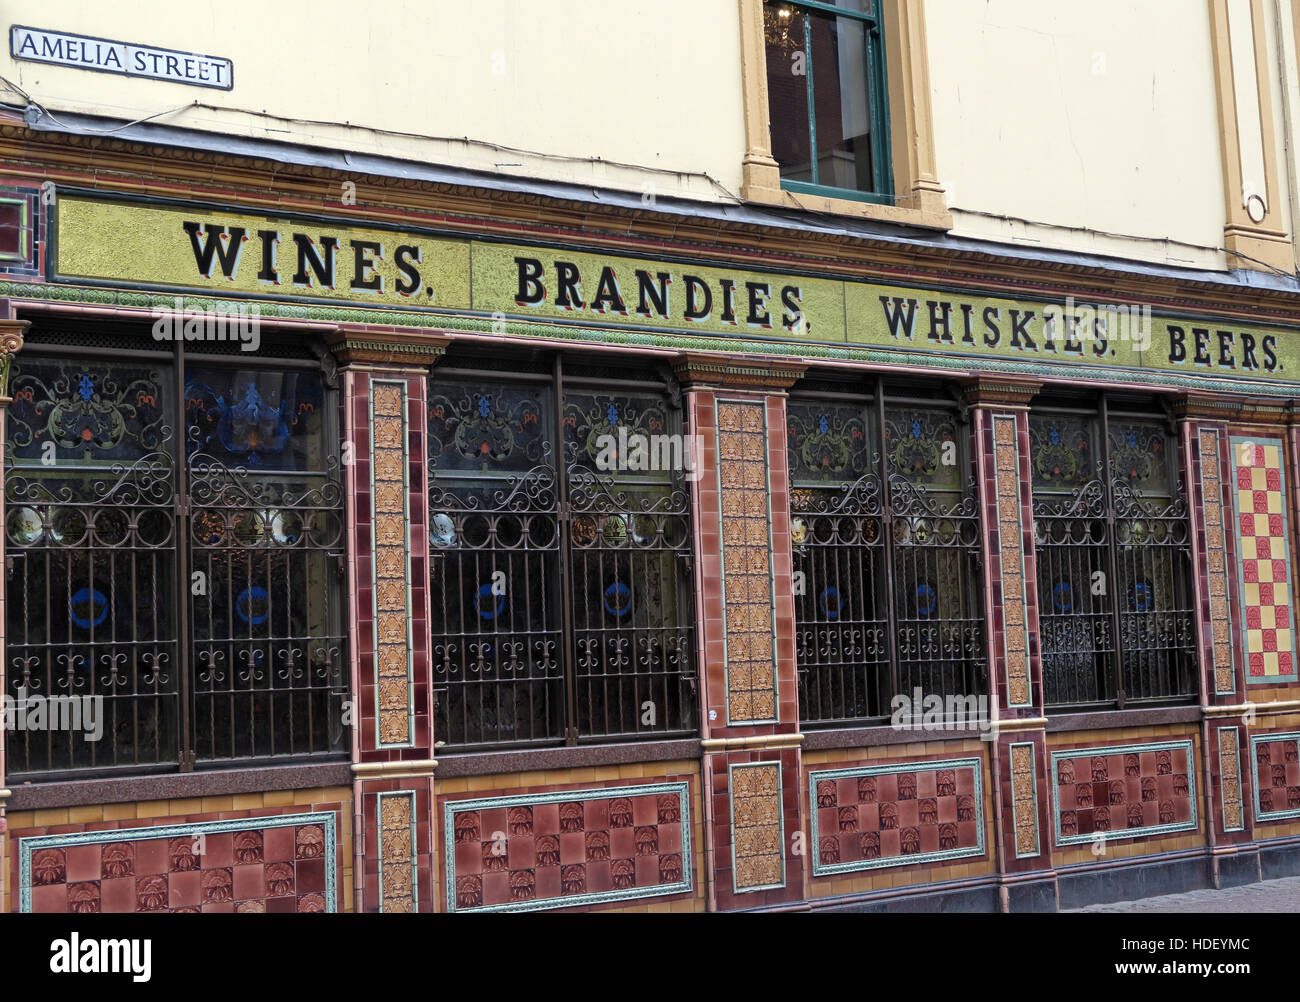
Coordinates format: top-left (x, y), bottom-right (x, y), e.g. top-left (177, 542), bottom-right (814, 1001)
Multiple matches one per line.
top-left (370, 379), bottom-right (415, 745)
top-left (443, 783), bottom-right (691, 912)
top-left (730, 761), bottom-right (785, 892)
top-left (1199, 429), bottom-right (1236, 695)
top-left (1250, 731), bottom-right (1300, 821)
top-left (1049, 740), bottom-right (1197, 845)
top-left (809, 758), bottom-right (985, 875)
top-left (19, 812), bottom-right (337, 913)
top-left (993, 414), bottom-right (1031, 707)
top-left (1229, 436), bottom-right (1297, 683)
top-left (1219, 726), bottom-right (1244, 832)
top-left (378, 791), bottom-right (417, 912)
top-left (716, 399), bottom-right (778, 724)
top-left (1009, 742), bottom-right (1041, 858)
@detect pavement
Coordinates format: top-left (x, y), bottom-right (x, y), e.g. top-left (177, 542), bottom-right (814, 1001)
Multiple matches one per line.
top-left (1067, 875), bottom-right (1300, 912)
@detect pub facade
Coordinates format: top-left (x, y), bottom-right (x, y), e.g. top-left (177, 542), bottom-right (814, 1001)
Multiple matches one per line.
top-left (2, 0), bottom-right (1300, 913)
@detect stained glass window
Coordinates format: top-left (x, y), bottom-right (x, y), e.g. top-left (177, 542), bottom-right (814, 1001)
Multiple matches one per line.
top-left (787, 387), bottom-right (985, 725)
top-left (1029, 400), bottom-right (1196, 708)
top-left (427, 361), bottom-right (696, 749)
top-left (4, 339), bottom-right (347, 778)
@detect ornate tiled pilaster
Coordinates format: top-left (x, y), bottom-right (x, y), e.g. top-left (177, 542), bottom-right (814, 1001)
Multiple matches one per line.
top-left (965, 380), bottom-right (1042, 714)
top-left (676, 354), bottom-right (806, 910)
top-left (964, 380), bottom-right (1054, 903)
top-left (330, 328), bottom-right (448, 913)
top-left (0, 315), bottom-right (27, 915)
top-left (990, 412), bottom-right (1033, 709)
top-left (1190, 424), bottom-right (1241, 697)
top-left (370, 379), bottom-right (415, 748)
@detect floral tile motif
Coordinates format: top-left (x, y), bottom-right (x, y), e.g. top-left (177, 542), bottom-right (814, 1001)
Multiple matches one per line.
top-left (810, 758), bottom-right (985, 875)
top-left (1049, 741), bottom-right (1197, 845)
top-left (371, 378), bottom-right (414, 745)
top-left (20, 812), bottom-right (337, 913)
top-left (730, 762), bottom-right (784, 891)
top-left (993, 414), bottom-right (1031, 706)
top-left (716, 400), bottom-right (778, 723)
top-left (1251, 731), bottom-right (1300, 821)
top-left (379, 792), bottom-right (417, 912)
top-left (1219, 727), bottom-right (1244, 832)
top-left (1010, 742), bottom-right (1040, 858)
top-left (443, 783), bottom-right (691, 912)
top-left (1199, 428), bottom-right (1236, 694)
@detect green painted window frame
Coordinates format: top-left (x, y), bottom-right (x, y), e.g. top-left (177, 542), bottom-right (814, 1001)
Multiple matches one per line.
top-left (766, 0), bottom-right (894, 205)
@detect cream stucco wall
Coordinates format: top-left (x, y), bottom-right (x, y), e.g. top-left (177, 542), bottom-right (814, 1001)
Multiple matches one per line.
top-left (5, 0), bottom-right (1298, 275)
top-left (925, 0), bottom-right (1232, 270)
top-left (0, 0), bottom-right (748, 203)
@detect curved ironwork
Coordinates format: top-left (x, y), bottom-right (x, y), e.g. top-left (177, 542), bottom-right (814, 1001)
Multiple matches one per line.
top-left (187, 448), bottom-right (347, 762)
top-left (789, 400), bottom-right (986, 726)
top-left (428, 375), bottom-right (696, 749)
top-left (4, 354), bottom-right (348, 778)
top-left (1030, 412), bottom-right (1196, 708)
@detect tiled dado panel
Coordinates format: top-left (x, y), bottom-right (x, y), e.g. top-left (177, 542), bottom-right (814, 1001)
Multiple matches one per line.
top-left (1049, 741), bottom-right (1197, 846)
top-left (442, 782), bottom-right (692, 912)
top-left (1250, 731), bottom-right (1300, 822)
top-left (809, 758), bottom-right (985, 876)
top-left (1218, 726), bottom-right (1246, 833)
top-left (1229, 436), bottom-right (1298, 683)
top-left (1197, 427), bottom-right (1238, 695)
top-left (715, 399), bottom-right (778, 724)
top-left (18, 811), bottom-right (338, 913)
top-left (710, 747), bottom-right (802, 907)
top-left (989, 413), bottom-right (1033, 708)
top-left (378, 791), bottom-right (418, 912)
top-left (1008, 741), bottom-right (1042, 859)
top-left (729, 761), bottom-right (785, 891)
top-left (370, 378), bottom-right (416, 746)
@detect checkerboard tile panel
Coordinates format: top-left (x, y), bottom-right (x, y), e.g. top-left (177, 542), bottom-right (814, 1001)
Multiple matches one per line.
top-left (1230, 437), bottom-right (1297, 682)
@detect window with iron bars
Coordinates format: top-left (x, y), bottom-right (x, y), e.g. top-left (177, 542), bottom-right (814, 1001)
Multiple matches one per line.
top-left (426, 354), bottom-right (697, 750)
top-left (3, 328), bottom-right (349, 779)
top-left (787, 382), bottom-right (986, 726)
top-left (1028, 397), bottom-right (1197, 709)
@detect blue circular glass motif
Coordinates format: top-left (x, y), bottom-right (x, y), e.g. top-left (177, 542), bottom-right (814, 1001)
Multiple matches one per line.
top-left (1052, 580), bottom-right (1074, 614)
top-left (604, 581), bottom-right (633, 618)
top-left (69, 587), bottom-right (109, 629)
top-left (235, 586), bottom-right (270, 626)
top-left (819, 587), bottom-right (842, 621)
top-left (1128, 578), bottom-right (1155, 613)
top-left (475, 582), bottom-right (506, 621)
top-left (915, 582), bottom-right (938, 617)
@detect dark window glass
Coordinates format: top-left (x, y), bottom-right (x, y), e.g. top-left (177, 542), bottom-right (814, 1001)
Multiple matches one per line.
top-left (187, 365), bottom-right (345, 762)
top-left (1030, 403), bottom-right (1196, 708)
top-left (4, 347), bottom-right (347, 778)
top-left (764, 0), bottom-right (891, 198)
top-left (428, 366), bottom-right (696, 750)
top-left (788, 390), bottom-right (984, 726)
top-left (6, 360), bottom-right (178, 773)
